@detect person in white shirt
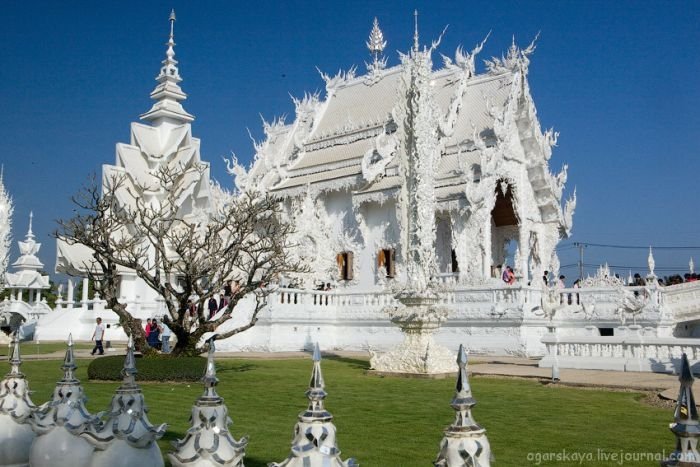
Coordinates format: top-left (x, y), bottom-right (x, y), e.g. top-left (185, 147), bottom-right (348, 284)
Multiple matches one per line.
top-left (91, 317), bottom-right (105, 356)
top-left (160, 317), bottom-right (173, 354)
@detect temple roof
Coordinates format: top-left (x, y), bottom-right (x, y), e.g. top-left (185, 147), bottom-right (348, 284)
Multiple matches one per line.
top-left (266, 67), bottom-right (511, 196)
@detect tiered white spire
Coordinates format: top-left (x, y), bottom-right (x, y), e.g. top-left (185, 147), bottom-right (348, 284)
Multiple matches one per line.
top-left (140, 9), bottom-right (194, 124)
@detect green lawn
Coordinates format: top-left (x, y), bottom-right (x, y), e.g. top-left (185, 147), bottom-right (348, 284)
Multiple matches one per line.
top-left (16, 356), bottom-right (673, 467)
top-left (0, 342), bottom-right (96, 356)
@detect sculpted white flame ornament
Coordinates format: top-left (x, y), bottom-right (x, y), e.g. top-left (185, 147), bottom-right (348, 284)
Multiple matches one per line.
top-left (271, 343), bottom-right (357, 467)
top-left (29, 334), bottom-right (98, 467)
top-left (81, 335), bottom-right (167, 467)
top-left (0, 332), bottom-right (36, 467)
top-left (434, 344), bottom-right (492, 466)
top-left (169, 337), bottom-right (248, 467)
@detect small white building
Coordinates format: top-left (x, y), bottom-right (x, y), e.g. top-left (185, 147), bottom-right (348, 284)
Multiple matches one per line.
top-left (1, 213), bottom-right (51, 328)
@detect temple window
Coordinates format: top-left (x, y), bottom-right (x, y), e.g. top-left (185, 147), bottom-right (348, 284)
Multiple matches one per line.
top-left (451, 249), bottom-right (459, 273)
top-left (377, 248), bottom-right (396, 278)
top-left (337, 251), bottom-right (354, 281)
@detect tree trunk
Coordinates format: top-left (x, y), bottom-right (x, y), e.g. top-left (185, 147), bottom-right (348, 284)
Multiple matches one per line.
top-left (171, 326), bottom-right (201, 356)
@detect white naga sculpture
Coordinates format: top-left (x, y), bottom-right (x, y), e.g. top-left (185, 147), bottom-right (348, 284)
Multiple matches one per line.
top-left (662, 353), bottom-right (700, 466)
top-left (0, 332), bottom-right (36, 467)
top-left (29, 334), bottom-right (97, 467)
top-left (270, 344), bottom-right (357, 467)
top-left (369, 15), bottom-right (459, 374)
top-left (169, 338), bottom-right (248, 467)
top-left (81, 336), bottom-right (167, 467)
top-left (434, 344), bottom-right (491, 467)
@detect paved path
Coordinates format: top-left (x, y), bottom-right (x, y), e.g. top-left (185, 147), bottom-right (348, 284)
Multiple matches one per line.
top-left (17, 347), bottom-right (681, 392)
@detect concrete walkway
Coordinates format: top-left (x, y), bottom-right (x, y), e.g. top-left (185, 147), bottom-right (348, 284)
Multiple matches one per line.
top-left (18, 348), bottom-right (681, 393)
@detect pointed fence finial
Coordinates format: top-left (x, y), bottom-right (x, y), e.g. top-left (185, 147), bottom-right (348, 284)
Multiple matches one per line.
top-left (201, 335), bottom-right (220, 400)
top-left (61, 333), bottom-right (77, 382)
top-left (8, 330), bottom-right (22, 376)
top-left (270, 343), bottom-right (357, 467)
top-left (663, 353), bottom-right (700, 465)
top-left (434, 343), bottom-right (492, 467)
top-left (302, 342), bottom-right (329, 420)
top-left (413, 9), bottom-right (420, 53)
top-left (122, 334), bottom-right (137, 387)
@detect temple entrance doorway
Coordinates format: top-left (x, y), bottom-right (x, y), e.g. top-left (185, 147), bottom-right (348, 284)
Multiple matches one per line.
top-left (490, 183), bottom-right (520, 279)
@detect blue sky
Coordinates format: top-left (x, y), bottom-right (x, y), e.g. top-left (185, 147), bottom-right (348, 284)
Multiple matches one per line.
top-left (1, 1), bottom-right (698, 282)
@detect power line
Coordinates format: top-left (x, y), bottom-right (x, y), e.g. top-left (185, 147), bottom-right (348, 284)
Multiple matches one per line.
top-left (572, 242), bottom-right (700, 250)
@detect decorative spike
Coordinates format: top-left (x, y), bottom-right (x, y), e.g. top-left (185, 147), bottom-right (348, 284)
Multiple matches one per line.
top-left (8, 330), bottom-right (22, 376)
top-left (662, 354), bottom-right (700, 466)
top-left (0, 329), bottom-right (36, 466)
top-left (27, 211), bottom-right (34, 240)
top-left (122, 334), bottom-right (137, 387)
top-left (201, 336), bottom-right (220, 401)
top-left (434, 344), bottom-right (491, 466)
top-left (413, 10), bottom-right (420, 53)
top-left (691, 257), bottom-right (695, 275)
top-left (61, 333), bottom-right (77, 382)
top-left (270, 343), bottom-right (357, 467)
top-left (81, 332), bottom-right (166, 465)
top-left (28, 334), bottom-right (96, 467)
top-left (168, 335), bottom-right (248, 466)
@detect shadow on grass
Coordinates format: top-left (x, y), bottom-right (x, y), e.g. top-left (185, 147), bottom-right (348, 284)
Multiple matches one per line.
top-left (244, 456), bottom-right (276, 467)
top-left (324, 354), bottom-right (370, 370)
top-left (216, 363), bottom-right (258, 374)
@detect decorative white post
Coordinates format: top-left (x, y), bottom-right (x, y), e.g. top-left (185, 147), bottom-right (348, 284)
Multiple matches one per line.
top-left (270, 344), bottom-right (357, 467)
top-left (0, 332), bottom-right (36, 467)
top-left (434, 344), bottom-right (492, 467)
top-left (29, 334), bottom-right (97, 467)
top-left (662, 353), bottom-right (700, 466)
top-left (81, 335), bottom-right (166, 467)
top-left (169, 338), bottom-right (248, 466)
top-left (370, 16), bottom-right (490, 374)
top-left (81, 278), bottom-right (89, 305)
top-left (67, 279), bottom-right (75, 309)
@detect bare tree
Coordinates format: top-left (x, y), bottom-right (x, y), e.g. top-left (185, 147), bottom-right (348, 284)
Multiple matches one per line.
top-left (56, 167), bottom-right (304, 356)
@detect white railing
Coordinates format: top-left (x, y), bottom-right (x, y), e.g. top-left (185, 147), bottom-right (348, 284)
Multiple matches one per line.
top-left (540, 331), bottom-right (700, 373)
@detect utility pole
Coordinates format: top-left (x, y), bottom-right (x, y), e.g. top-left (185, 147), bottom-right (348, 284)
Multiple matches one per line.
top-left (575, 242), bottom-right (585, 280)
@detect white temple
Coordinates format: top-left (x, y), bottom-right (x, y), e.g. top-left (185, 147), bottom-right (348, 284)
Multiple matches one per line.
top-left (48, 13), bottom-right (700, 373)
top-left (55, 10), bottom-right (213, 318)
top-left (0, 213), bottom-right (51, 334)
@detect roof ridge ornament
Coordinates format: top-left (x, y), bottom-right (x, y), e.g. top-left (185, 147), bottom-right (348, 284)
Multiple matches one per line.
top-left (413, 9), bottom-right (420, 53)
top-left (365, 17), bottom-right (388, 80)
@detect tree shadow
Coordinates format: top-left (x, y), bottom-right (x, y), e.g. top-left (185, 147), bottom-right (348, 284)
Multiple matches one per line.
top-left (216, 363), bottom-right (257, 374)
top-left (244, 456), bottom-right (275, 467)
top-left (324, 353), bottom-right (370, 370)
